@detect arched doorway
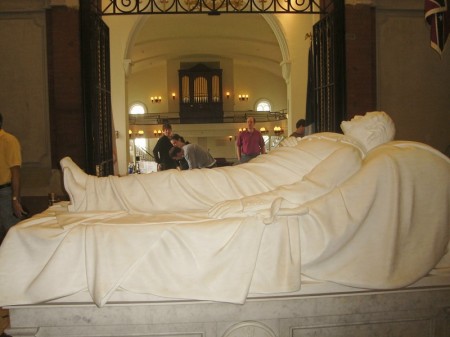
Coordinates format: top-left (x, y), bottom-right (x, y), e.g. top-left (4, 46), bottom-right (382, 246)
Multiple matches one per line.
top-left (95, 2), bottom-right (344, 173)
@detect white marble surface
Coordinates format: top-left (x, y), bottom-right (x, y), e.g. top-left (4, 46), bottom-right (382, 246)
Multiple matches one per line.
top-left (5, 287), bottom-right (450, 337)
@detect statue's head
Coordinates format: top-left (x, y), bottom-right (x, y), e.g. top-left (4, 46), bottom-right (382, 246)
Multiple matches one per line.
top-left (340, 111), bottom-right (395, 152)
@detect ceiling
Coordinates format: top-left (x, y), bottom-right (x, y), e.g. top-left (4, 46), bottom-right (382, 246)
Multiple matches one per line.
top-left (128, 14), bottom-right (284, 76)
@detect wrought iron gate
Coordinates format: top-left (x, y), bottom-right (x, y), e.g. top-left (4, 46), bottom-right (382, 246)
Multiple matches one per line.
top-left (100, 0), bottom-right (329, 15)
top-left (80, 1), bottom-right (114, 176)
top-left (311, 0), bottom-right (346, 133)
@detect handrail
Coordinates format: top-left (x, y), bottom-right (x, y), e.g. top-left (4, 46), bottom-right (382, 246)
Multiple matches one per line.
top-left (129, 110), bottom-right (287, 125)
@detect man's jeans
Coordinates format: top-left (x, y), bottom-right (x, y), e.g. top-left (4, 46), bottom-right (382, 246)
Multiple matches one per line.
top-left (0, 186), bottom-right (19, 240)
top-left (239, 154), bottom-right (259, 164)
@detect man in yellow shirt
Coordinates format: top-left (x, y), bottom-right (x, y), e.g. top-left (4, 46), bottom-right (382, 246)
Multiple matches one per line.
top-left (0, 113), bottom-right (25, 243)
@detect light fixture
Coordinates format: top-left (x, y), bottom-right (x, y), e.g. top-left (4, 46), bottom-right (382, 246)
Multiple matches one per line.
top-left (274, 126), bottom-right (284, 136)
top-left (238, 127), bottom-right (247, 133)
top-left (228, 135), bottom-right (233, 142)
top-left (172, 93), bottom-right (176, 100)
top-left (226, 91), bottom-right (230, 99)
top-left (238, 94), bottom-right (249, 101)
top-left (259, 127), bottom-right (269, 135)
top-left (151, 96), bottom-right (162, 103)
top-left (153, 129), bottom-right (163, 137)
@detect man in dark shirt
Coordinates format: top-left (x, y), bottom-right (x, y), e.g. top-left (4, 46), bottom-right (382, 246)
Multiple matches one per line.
top-left (289, 119), bottom-right (306, 138)
top-left (152, 123), bottom-right (177, 171)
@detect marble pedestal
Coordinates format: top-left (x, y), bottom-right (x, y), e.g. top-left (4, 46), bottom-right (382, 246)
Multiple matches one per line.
top-left (5, 287), bottom-right (450, 337)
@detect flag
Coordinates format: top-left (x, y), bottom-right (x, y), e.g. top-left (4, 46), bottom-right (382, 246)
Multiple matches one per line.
top-left (425, 0), bottom-right (450, 56)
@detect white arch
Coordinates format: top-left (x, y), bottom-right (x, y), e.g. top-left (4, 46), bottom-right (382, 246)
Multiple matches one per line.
top-left (262, 14), bottom-right (291, 65)
top-left (262, 14), bottom-right (292, 85)
top-left (124, 14), bottom-right (290, 76)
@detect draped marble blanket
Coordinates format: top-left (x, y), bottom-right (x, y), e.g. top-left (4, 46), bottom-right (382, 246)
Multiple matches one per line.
top-left (0, 137), bottom-right (449, 308)
top-left (0, 207), bottom-right (300, 307)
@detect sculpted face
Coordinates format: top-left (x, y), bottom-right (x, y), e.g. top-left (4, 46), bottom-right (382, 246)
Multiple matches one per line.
top-left (341, 111), bottom-right (395, 152)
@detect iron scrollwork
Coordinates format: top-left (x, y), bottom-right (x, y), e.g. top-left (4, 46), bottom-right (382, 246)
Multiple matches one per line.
top-left (101, 0), bottom-right (327, 15)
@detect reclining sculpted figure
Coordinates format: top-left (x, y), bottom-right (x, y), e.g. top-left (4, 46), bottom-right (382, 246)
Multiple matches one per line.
top-left (62, 111), bottom-right (397, 217)
top-left (59, 110), bottom-right (450, 294)
top-left (1, 111), bottom-right (448, 308)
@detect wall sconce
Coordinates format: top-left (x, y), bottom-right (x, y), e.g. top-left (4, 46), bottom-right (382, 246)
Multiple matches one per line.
top-left (172, 93), bottom-right (176, 100)
top-left (259, 127), bottom-right (269, 135)
top-left (226, 92), bottom-right (230, 99)
top-left (136, 130), bottom-right (145, 137)
top-left (238, 94), bottom-right (249, 101)
top-left (153, 129), bottom-right (162, 137)
top-left (151, 96), bottom-right (162, 103)
top-left (238, 127), bottom-right (247, 133)
top-left (274, 126), bottom-right (284, 136)
top-left (228, 135), bottom-right (233, 142)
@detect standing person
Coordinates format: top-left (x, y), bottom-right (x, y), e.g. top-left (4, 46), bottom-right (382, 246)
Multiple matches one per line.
top-left (169, 134), bottom-right (216, 169)
top-left (290, 119), bottom-right (307, 138)
top-left (152, 123), bottom-right (177, 171)
top-left (236, 116), bottom-right (266, 164)
top-left (0, 113), bottom-right (26, 243)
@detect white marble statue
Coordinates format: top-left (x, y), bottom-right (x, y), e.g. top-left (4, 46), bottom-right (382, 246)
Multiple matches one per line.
top-left (61, 111), bottom-right (395, 216)
top-left (0, 111), bottom-right (448, 308)
top-left (59, 110), bottom-right (450, 293)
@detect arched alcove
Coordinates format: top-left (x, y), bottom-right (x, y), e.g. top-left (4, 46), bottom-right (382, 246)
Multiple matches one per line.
top-left (105, 13), bottom-right (314, 173)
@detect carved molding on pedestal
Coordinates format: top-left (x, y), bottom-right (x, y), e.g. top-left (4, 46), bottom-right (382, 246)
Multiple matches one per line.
top-left (5, 327), bottom-right (39, 337)
top-left (223, 321), bottom-right (277, 337)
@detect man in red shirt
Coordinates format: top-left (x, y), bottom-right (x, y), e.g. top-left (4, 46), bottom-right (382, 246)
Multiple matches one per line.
top-left (236, 117), bottom-right (266, 164)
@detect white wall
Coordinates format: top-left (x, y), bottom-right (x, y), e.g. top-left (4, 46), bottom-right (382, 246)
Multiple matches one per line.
top-left (273, 14), bottom-right (317, 133)
top-left (128, 63), bottom-right (168, 114)
top-left (102, 14), bottom-right (138, 175)
top-left (233, 64), bottom-right (287, 112)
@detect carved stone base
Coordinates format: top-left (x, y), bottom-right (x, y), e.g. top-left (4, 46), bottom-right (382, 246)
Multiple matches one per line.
top-left (5, 287), bottom-right (450, 337)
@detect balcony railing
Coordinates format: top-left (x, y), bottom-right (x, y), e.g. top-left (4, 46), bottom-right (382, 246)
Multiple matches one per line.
top-left (129, 110), bottom-right (287, 125)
